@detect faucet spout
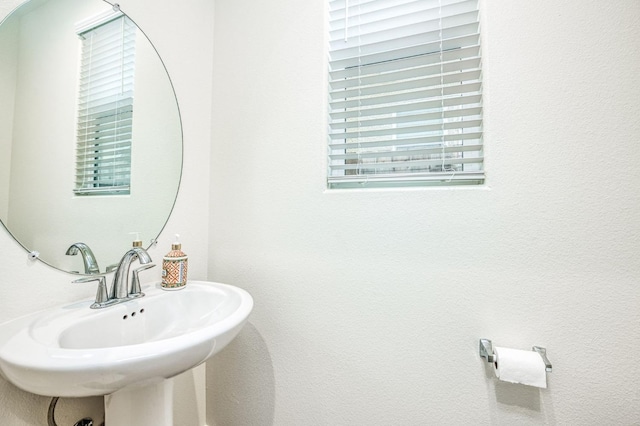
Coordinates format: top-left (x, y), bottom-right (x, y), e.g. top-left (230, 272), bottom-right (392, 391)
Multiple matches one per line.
top-left (66, 242), bottom-right (100, 274)
top-left (110, 247), bottom-right (152, 299)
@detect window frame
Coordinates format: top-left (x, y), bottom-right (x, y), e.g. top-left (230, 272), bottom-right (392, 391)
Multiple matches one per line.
top-left (327, 0), bottom-right (484, 189)
top-left (73, 9), bottom-right (136, 196)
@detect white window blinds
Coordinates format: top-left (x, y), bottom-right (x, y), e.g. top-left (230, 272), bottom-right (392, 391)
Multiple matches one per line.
top-left (328, 0), bottom-right (483, 188)
top-left (74, 13), bottom-right (136, 195)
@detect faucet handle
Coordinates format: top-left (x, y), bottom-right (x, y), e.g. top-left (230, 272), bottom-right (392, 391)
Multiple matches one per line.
top-left (74, 275), bottom-right (111, 309)
top-left (130, 264), bottom-right (156, 298)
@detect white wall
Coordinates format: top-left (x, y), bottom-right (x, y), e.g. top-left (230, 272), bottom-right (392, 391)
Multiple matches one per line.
top-left (0, 0), bottom-right (213, 424)
top-left (207, 1), bottom-right (640, 425)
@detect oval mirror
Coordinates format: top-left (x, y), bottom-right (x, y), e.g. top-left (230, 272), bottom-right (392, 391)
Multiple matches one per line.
top-left (0, 0), bottom-right (182, 274)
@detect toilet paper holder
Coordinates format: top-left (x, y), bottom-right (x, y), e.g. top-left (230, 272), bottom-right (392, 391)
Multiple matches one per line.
top-left (479, 338), bottom-right (553, 372)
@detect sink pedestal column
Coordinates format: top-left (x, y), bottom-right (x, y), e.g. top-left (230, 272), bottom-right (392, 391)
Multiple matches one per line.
top-left (104, 379), bottom-right (173, 426)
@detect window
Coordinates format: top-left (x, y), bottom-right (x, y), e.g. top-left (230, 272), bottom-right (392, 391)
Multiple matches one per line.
top-left (327, 0), bottom-right (483, 188)
top-left (74, 10), bottom-right (136, 196)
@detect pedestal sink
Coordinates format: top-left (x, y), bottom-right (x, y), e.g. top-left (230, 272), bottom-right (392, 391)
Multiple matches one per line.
top-left (0, 280), bottom-right (253, 426)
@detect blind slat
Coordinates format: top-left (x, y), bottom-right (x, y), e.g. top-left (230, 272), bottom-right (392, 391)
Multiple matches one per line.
top-left (329, 0), bottom-right (479, 38)
top-left (329, 81), bottom-right (481, 110)
top-left (329, 44), bottom-right (479, 80)
top-left (77, 112), bottom-right (133, 130)
top-left (330, 142), bottom-right (483, 161)
top-left (330, 156), bottom-right (482, 172)
top-left (329, 33), bottom-right (479, 70)
top-left (329, 106), bottom-right (482, 130)
top-left (330, 93), bottom-right (481, 121)
top-left (329, 19), bottom-right (479, 60)
top-left (330, 119), bottom-right (482, 140)
top-left (329, 69), bottom-right (481, 101)
top-left (329, 131), bottom-right (482, 151)
top-left (75, 169), bottom-right (130, 177)
top-left (80, 70), bottom-right (135, 88)
top-left (76, 147), bottom-right (132, 159)
top-left (329, 56), bottom-right (480, 90)
top-left (78, 98), bottom-right (134, 121)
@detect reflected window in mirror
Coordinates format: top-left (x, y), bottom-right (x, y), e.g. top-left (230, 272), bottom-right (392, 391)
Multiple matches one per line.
top-left (74, 12), bottom-right (136, 196)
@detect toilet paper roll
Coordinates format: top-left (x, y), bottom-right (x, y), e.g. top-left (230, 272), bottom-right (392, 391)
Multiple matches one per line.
top-left (493, 346), bottom-right (547, 388)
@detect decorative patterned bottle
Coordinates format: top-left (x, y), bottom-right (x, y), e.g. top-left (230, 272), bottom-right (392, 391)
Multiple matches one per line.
top-left (162, 235), bottom-right (188, 290)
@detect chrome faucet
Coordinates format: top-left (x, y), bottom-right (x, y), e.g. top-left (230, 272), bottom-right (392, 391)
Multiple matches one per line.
top-left (110, 247), bottom-right (153, 300)
top-left (66, 242), bottom-right (100, 274)
top-left (75, 247), bottom-right (154, 309)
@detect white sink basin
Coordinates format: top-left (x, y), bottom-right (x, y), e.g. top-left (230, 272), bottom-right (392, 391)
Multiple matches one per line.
top-left (0, 280), bottom-right (253, 397)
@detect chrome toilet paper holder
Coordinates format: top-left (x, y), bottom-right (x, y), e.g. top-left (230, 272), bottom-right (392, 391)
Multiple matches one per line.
top-left (479, 338), bottom-right (553, 372)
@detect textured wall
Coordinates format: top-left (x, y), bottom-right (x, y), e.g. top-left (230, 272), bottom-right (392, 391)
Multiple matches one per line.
top-left (208, 0), bottom-right (640, 425)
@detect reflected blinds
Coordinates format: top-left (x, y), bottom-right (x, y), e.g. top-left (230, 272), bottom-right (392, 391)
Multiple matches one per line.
top-left (328, 0), bottom-right (483, 188)
top-left (74, 14), bottom-right (136, 195)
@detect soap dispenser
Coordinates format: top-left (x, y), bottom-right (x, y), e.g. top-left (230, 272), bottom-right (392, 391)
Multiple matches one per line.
top-left (162, 234), bottom-right (188, 290)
